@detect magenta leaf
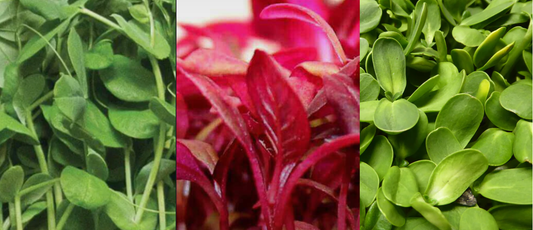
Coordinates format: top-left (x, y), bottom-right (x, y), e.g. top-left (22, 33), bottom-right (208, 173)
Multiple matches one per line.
top-left (272, 47), bottom-right (318, 70)
top-left (176, 91), bottom-right (188, 139)
top-left (247, 50), bottom-right (310, 162)
top-left (260, 3), bottom-right (348, 63)
top-left (179, 24), bottom-right (233, 55)
top-left (323, 58), bottom-right (360, 135)
top-left (295, 221), bottom-right (320, 230)
top-left (177, 139), bottom-right (218, 174)
top-left (178, 49), bottom-right (248, 77)
top-left (176, 142), bottom-right (228, 229)
top-left (178, 67), bottom-right (272, 227)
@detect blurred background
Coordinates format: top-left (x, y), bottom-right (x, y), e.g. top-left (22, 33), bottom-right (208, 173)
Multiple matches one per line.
top-left (177, 0), bottom-right (251, 39)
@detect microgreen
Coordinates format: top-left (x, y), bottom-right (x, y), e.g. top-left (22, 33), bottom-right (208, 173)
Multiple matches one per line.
top-left (360, 0), bottom-right (532, 229)
top-left (0, 0), bottom-right (176, 229)
top-left (177, 0), bottom-right (359, 229)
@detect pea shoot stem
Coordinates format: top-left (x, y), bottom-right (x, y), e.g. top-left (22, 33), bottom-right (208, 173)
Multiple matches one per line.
top-left (25, 112), bottom-right (56, 230)
top-left (135, 56), bottom-right (167, 222)
top-left (79, 8), bottom-right (122, 32)
top-left (124, 147), bottom-right (134, 203)
top-left (55, 203), bottom-right (75, 230)
top-left (14, 196), bottom-right (22, 230)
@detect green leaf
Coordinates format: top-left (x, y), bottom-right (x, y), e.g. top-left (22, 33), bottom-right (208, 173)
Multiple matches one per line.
top-left (80, 102), bottom-right (127, 148)
top-left (425, 149), bottom-right (488, 205)
top-left (111, 14), bottom-right (170, 59)
top-left (361, 0), bottom-right (382, 33)
top-left (485, 92), bottom-right (520, 131)
top-left (451, 49), bottom-right (475, 74)
top-left (109, 107), bottom-right (160, 139)
top-left (489, 205), bottom-right (532, 230)
top-left (396, 217), bottom-right (439, 230)
top-left (360, 73), bottom-right (380, 102)
top-left (499, 82), bottom-right (532, 120)
top-left (407, 75), bottom-right (440, 103)
top-left (372, 38), bottom-right (406, 99)
top-left (471, 128), bottom-right (514, 166)
top-left (460, 71), bottom-right (494, 98)
top-left (20, 201), bottom-right (47, 225)
top-left (388, 110), bottom-right (428, 159)
top-left (67, 28), bottom-right (88, 97)
top-left (60, 166), bottom-right (111, 209)
top-left (478, 42), bottom-right (515, 71)
top-left (361, 100), bottom-right (379, 123)
top-left (418, 0), bottom-right (440, 44)
top-left (361, 124), bottom-right (376, 154)
top-left (460, 1), bottom-right (514, 26)
top-left (13, 74), bottom-right (45, 124)
top-left (374, 99), bottom-right (419, 135)
top-left (128, 4), bottom-right (150, 24)
top-left (413, 63), bottom-right (464, 112)
top-left (361, 135), bottom-right (394, 181)
top-left (459, 208), bottom-right (499, 230)
top-left (361, 162), bottom-right (380, 208)
top-left (376, 187), bottom-right (405, 227)
top-left (54, 75), bottom-right (86, 123)
top-left (0, 112), bottom-right (38, 145)
top-left (435, 94), bottom-right (484, 147)
top-left (473, 27), bottom-right (507, 68)
top-left (134, 159), bottom-right (176, 193)
top-left (86, 151), bottom-right (109, 181)
top-left (452, 26), bottom-right (486, 47)
top-left (20, 173), bottom-right (54, 206)
top-left (17, 19), bottom-right (71, 63)
top-left (363, 201), bottom-right (393, 230)
top-left (410, 193), bottom-right (452, 230)
top-left (513, 120), bottom-right (532, 163)
top-left (99, 55), bottom-right (158, 102)
top-left (149, 97), bottom-right (175, 125)
top-left (84, 40), bottom-right (114, 70)
top-left (104, 191), bottom-right (158, 230)
top-left (405, 2), bottom-right (427, 55)
top-left (478, 168), bottom-right (532, 205)
top-left (426, 127), bottom-right (462, 164)
top-left (443, 0), bottom-right (474, 21)
top-left (50, 137), bottom-right (83, 167)
top-left (408, 160), bottom-right (436, 193)
top-left (382, 166), bottom-right (419, 207)
top-left (19, 0), bottom-right (65, 20)
top-left (0, 166), bottom-right (24, 202)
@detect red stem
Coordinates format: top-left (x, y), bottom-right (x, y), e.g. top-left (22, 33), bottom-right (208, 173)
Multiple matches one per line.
top-left (273, 134), bottom-right (359, 229)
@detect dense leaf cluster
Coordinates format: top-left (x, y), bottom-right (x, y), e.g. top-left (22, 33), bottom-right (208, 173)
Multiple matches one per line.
top-left (360, 0), bottom-right (532, 229)
top-left (0, 0), bottom-right (176, 229)
top-left (177, 1), bottom-right (359, 229)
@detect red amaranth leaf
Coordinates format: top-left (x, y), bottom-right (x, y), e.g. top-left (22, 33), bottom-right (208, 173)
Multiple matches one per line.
top-left (272, 47), bottom-right (318, 70)
top-left (323, 58), bottom-right (360, 135)
top-left (178, 49), bottom-right (248, 77)
top-left (260, 3), bottom-right (347, 63)
top-left (177, 139), bottom-right (218, 174)
top-left (246, 50), bottom-right (310, 162)
top-left (176, 91), bottom-right (188, 138)
top-left (176, 142), bottom-right (228, 229)
top-left (179, 67), bottom-right (272, 228)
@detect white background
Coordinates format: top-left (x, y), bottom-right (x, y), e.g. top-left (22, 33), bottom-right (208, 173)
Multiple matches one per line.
top-left (177, 0), bottom-right (251, 39)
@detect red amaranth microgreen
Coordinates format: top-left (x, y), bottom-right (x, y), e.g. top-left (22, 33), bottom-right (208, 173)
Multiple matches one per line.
top-left (177, 0), bottom-right (359, 229)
